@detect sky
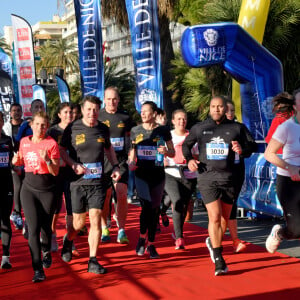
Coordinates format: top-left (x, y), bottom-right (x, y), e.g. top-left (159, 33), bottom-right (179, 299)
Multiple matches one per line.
top-left (0, 0), bottom-right (62, 35)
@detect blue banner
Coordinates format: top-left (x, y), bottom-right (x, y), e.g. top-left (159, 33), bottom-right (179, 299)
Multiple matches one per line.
top-left (56, 75), bottom-right (70, 103)
top-left (32, 84), bottom-right (46, 110)
top-left (125, 0), bottom-right (163, 112)
top-left (238, 153), bottom-right (283, 217)
top-left (0, 48), bottom-right (12, 79)
top-left (0, 48), bottom-right (14, 122)
top-left (74, 0), bottom-right (104, 101)
top-left (12, 43), bottom-right (20, 104)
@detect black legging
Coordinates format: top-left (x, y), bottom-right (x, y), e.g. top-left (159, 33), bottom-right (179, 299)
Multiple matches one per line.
top-left (0, 188), bottom-right (13, 256)
top-left (164, 173), bottom-right (196, 239)
top-left (12, 169), bottom-right (24, 214)
top-left (135, 174), bottom-right (165, 243)
top-left (276, 174), bottom-right (300, 239)
top-left (21, 182), bottom-right (55, 270)
top-left (139, 199), bottom-right (160, 242)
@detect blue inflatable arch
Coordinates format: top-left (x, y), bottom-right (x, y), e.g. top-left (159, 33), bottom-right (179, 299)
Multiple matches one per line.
top-left (181, 22), bottom-right (284, 144)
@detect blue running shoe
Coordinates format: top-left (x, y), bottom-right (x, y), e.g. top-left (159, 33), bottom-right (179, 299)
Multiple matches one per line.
top-left (117, 229), bottom-right (129, 244)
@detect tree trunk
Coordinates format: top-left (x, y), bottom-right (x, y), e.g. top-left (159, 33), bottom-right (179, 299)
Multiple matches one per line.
top-left (159, 15), bottom-right (181, 121)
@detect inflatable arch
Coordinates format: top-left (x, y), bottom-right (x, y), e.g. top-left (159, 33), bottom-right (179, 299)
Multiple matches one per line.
top-left (181, 22), bottom-right (284, 146)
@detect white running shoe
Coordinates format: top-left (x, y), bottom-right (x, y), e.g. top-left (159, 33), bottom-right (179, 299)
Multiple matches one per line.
top-left (1, 256), bottom-right (12, 269)
top-left (266, 224), bottom-right (282, 254)
top-left (206, 237), bottom-right (215, 263)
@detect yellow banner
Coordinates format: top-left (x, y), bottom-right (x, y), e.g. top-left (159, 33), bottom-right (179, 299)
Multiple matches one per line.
top-left (233, 0), bottom-right (270, 120)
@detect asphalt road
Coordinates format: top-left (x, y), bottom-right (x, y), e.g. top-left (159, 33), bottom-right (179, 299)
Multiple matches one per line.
top-left (188, 200), bottom-right (300, 259)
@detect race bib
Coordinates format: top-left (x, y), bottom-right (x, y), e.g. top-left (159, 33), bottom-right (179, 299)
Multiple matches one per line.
top-left (137, 146), bottom-right (156, 160)
top-left (206, 143), bottom-right (229, 160)
top-left (110, 137), bottom-right (124, 151)
top-left (0, 152), bottom-right (9, 168)
top-left (83, 162), bottom-right (102, 179)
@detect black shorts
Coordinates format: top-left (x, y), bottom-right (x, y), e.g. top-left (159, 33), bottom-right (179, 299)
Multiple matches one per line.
top-left (197, 180), bottom-right (235, 205)
top-left (70, 184), bottom-right (106, 213)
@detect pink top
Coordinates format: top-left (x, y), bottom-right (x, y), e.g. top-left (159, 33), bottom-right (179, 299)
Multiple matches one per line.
top-left (19, 136), bottom-right (60, 174)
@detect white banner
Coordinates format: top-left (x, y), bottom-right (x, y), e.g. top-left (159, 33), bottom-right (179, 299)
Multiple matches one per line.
top-left (11, 14), bottom-right (36, 117)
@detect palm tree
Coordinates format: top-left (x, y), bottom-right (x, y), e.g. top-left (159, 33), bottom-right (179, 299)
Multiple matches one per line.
top-left (0, 36), bottom-right (12, 56)
top-left (46, 61), bottom-right (137, 122)
top-left (36, 38), bottom-right (79, 79)
top-left (168, 52), bottom-right (230, 123)
top-left (102, 0), bottom-right (180, 119)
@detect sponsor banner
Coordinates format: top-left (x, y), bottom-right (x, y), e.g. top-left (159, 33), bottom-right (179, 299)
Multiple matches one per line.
top-left (125, 0), bottom-right (163, 112)
top-left (0, 69), bottom-right (14, 122)
top-left (11, 14), bottom-right (36, 115)
top-left (56, 75), bottom-right (70, 103)
top-left (0, 48), bottom-right (13, 79)
top-left (32, 84), bottom-right (46, 110)
top-left (74, 0), bottom-right (104, 100)
top-left (238, 153), bottom-right (283, 217)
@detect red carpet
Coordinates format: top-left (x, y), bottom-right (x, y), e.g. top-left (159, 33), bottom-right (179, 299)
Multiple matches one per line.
top-left (1, 205), bottom-right (300, 299)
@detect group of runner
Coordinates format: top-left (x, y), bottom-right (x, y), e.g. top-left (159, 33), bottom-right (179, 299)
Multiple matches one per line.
top-left (1, 88), bottom-right (300, 281)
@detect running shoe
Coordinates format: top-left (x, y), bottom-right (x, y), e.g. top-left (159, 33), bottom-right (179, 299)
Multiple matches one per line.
top-left (32, 269), bottom-right (46, 283)
top-left (61, 234), bottom-right (73, 263)
top-left (205, 237), bottom-right (215, 263)
top-left (266, 224), bottom-right (282, 254)
top-left (51, 233), bottom-right (58, 252)
top-left (87, 260), bottom-right (107, 274)
top-left (14, 214), bottom-right (23, 230)
top-left (233, 239), bottom-right (247, 253)
top-left (1, 256), bottom-right (12, 269)
top-left (101, 227), bottom-right (111, 242)
top-left (161, 212), bottom-right (169, 227)
top-left (136, 237), bottom-right (146, 256)
top-left (117, 229), bottom-right (129, 244)
top-left (147, 244), bottom-right (160, 259)
top-left (127, 196), bottom-right (133, 204)
top-left (42, 251), bottom-right (52, 269)
top-left (113, 213), bottom-right (119, 228)
top-left (22, 221), bottom-right (29, 240)
top-left (214, 256), bottom-right (228, 276)
top-left (175, 238), bottom-right (185, 250)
